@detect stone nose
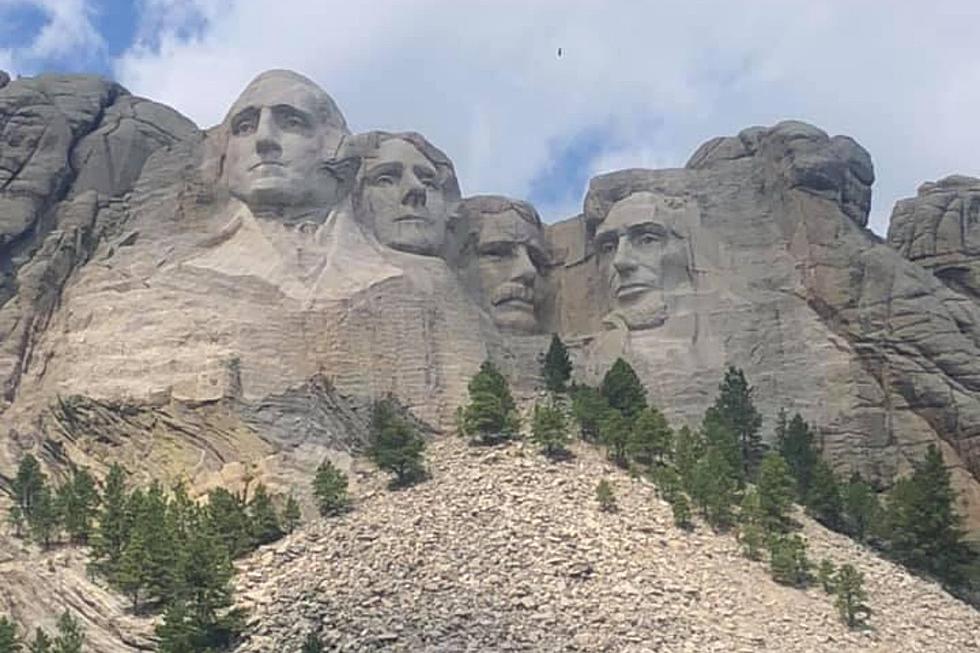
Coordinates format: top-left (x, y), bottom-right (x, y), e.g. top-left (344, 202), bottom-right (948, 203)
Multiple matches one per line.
top-left (255, 109), bottom-right (282, 159)
top-left (612, 237), bottom-right (638, 275)
top-left (402, 181), bottom-right (427, 208)
top-left (511, 245), bottom-right (537, 285)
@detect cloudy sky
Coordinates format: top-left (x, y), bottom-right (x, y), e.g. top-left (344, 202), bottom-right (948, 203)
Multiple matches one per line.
top-left (1, 0), bottom-right (978, 233)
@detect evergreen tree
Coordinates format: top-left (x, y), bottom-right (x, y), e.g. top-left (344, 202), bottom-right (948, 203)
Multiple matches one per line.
top-left (598, 410), bottom-right (630, 466)
top-left (627, 407), bottom-right (672, 466)
top-left (806, 459), bottom-right (843, 530)
top-left (738, 488), bottom-right (767, 560)
top-left (301, 630), bottom-right (325, 653)
top-left (778, 413), bottom-right (818, 501)
top-left (673, 426), bottom-right (705, 495)
top-left (711, 367), bottom-right (764, 478)
top-left (283, 494), bottom-right (302, 533)
top-left (92, 463), bottom-right (129, 570)
top-left (690, 446), bottom-right (736, 528)
top-left (206, 487), bottom-right (254, 558)
top-left (7, 506), bottom-right (24, 538)
top-left (155, 600), bottom-right (198, 653)
top-left (115, 526), bottom-right (152, 612)
top-left (835, 564), bottom-right (871, 628)
top-left (58, 468), bottom-right (100, 545)
top-left (12, 455), bottom-right (45, 520)
top-left (52, 612), bottom-right (84, 653)
top-left (670, 492), bottom-right (692, 529)
top-left (595, 479), bottom-right (616, 512)
top-left (530, 400), bottom-right (571, 457)
top-left (599, 358), bottom-right (647, 418)
top-left (701, 408), bottom-right (743, 486)
top-left (756, 453), bottom-right (796, 532)
top-left (569, 385), bottom-right (610, 442)
top-left (27, 629), bottom-right (51, 653)
top-left (138, 483), bottom-right (178, 599)
top-left (841, 473), bottom-right (879, 541)
top-left (369, 400), bottom-right (427, 487)
top-left (817, 558), bottom-right (837, 594)
top-left (248, 483), bottom-right (283, 545)
top-left (885, 445), bottom-right (972, 581)
top-left (312, 460), bottom-right (349, 516)
top-left (0, 616), bottom-right (20, 653)
top-left (769, 534), bottom-right (811, 587)
top-left (461, 362), bottom-right (519, 443)
top-left (542, 334), bottom-right (573, 393)
top-left (28, 486), bottom-right (60, 549)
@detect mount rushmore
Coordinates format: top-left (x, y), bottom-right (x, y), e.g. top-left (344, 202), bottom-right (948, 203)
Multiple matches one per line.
top-left (2, 68), bottom-right (980, 537)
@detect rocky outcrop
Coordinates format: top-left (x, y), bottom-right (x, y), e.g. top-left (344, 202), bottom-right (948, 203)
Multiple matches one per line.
top-left (233, 437), bottom-right (980, 652)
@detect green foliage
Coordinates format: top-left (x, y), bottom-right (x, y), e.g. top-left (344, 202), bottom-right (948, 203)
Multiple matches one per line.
top-left (57, 468), bottom-right (100, 545)
top-left (461, 361), bottom-right (519, 443)
top-left (841, 473), bottom-right (880, 541)
top-left (542, 334), bottom-right (573, 393)
top-left (628, 407), bottom-right (672, 466)
top-left (835, 564), bottom-right (871, 628)
top-left (690, 446), bottom-right (736, 529)
top-left (598, 410), bottom-right (631, 466)
top-left (27, 486), bottom-right (59, 549)
top-left (673, 425), bottom-right (704, 495)
top-left (701, 409), bottom-right (743, 486)
top-left (669, 492), bottom-right (692, 529)
top-left (569, 385), bottom-right (610, 442)
top-left (283, 494), bottom-right (302, 533)
top-left (0, 616), bottom-right (21, 653)
top-left (115, 525), bottom-right (152, 612)
top-left (737, 488), bottom-right (766, 560)
top-left (756, 453), bottom-right (796, 532)
top-left (530, 400), bottom-right (571, 457)
top-left (595, 479), bottom-right (616, 512)
top-left (92, 463), bottom-right (129, 570)
top-left (769, 534), bottom-right (811, 587)
top-left (301, 630), bottom-right (325, 653)
top-left (313, 460), bottom-right (349, 516)
top-left (778, 412), bottom-right (818, 500)
top-left (52, 612), bottom-right (84, 653)
top-left (884, 445), bottom-right (973, 582)
top-left (806, 459), bottom-right (843, 530)
top-left (600, 358), bottom-right (647, 418)
top-left (369, 399), bottom-right (427, 487)
top-left (206, 487), bottom-right (254, 558)
top-left (710, 366), bottom-right (764, 479)
top-left (817, 558), bottom-right (837, 594)
top-left (27, 629), bottom-right (51, 653)
top-left (248, 484), bottom-right (282, 545)
top-left (13, 454), bottom-right (46, 520)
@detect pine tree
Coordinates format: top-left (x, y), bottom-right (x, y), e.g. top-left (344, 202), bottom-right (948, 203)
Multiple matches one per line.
top-left (283, 494), bottom-right (301, 533)
top-left (27, 629), bottom-right (51, 653)
top-left (7, 506), bottom-right (24, 538)
top-left (600, 358), bottom-right (647, 418)
top-left (155, 600), bottom-right (198, 653)
top-left (92, 463), bottom-right (129, 571)
top-left (0, 616), bottom-right (20, 653)
top-left (115, 526), bottom-right (152, 612)
top-left (569, 385), bottom-right (610, 442)
top-left (248, 484), bottom-right (283, 545)
top-left (312, 460), bottom-right (349, 516)
top-left (301, 630), bottom-right (325, 653)
top-left (462, 362), bottom-right (519, 443)
top-left (817, 558), bottom-right (837, 594)
top-left (530, 400), bottom-right (571, 457)
top-left (28, 486), bottom-right (60, 549)
top-left (834, 563), bottom-right (871, 628)
top-left (542, 334), bottom-right (573, 393)
top-left (52, 611), bottom-right (84, 653)
top-left (628, 407), bottom-right (673, 466)
top-left (12, 455), bottom-right (46, 520)
top-left (674, 426), bottom-right (705, 495)
top-left (691, 446), bottom-right (736, 528)
top-left (769, 534), bottom-right (811, 587)
top-left (738, 488), bottom-right (767, 560)
top-left (598, 410), bottom-right (631, 466)
top-left (206, 487), bottom-right (254, 558)
top-left (139, 483), bottom-right (178, 599)
top-left (778, 413), bottom-right (818, 500)
top-left (841, 473), bottom-right (879, 541)
top-left (670, 492), bottom-right (692, 529)
top-left (58, 468), bottom-right (100, 545)
top-left (885, 445), bottom-right (972, 581)
top-left (711, 367), bottom-right (764, 478)
top-left (701, 408), bottom-right (743, 486)
top-left (806, 459), bottom-right (843, 530)
top-left (756, 453), bottom-right (796, 532)
top-left (369, 400), bottom-right (427, 487)
top-left (595, 479), bottom-right (616, 512)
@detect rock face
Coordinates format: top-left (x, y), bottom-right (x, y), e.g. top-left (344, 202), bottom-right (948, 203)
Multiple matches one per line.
top-left (3, 72), bottom-right (980, 647)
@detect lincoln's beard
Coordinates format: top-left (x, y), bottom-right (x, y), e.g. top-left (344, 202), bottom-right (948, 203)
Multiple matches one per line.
top-left (605, 291), bottom-right (669, 331)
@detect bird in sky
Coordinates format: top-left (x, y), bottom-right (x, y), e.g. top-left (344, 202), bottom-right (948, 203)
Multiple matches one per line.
top-left (557, 47), bottom-right (563, 58)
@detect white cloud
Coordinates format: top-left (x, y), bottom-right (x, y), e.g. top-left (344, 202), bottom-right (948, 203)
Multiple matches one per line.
top-left (0, 0), bottom-right (104, 67)
top-left (113, 1), bottom-right (980, 233)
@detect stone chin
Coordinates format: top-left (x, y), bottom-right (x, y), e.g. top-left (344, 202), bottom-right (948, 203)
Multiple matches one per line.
top-left (608, 292), bottom-right (669, 332)
top-left (491, 300), bottom-right (539, 334)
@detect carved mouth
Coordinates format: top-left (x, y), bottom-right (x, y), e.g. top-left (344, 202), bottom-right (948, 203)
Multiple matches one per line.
top-left (615, 282), bottom-right (654, 298)
top-left (250, 161), bottom-right (285, 171)
top-left (394, 214), bottom-right (431, 225)
top-left (492, 285), bottom-right (535, 310)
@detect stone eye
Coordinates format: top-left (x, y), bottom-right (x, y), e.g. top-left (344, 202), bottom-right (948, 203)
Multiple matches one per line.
top-left (232, 117), bottom-right (256, 135)
top-left (637, 233), bottom-right (660, 246)
top-left (598, 239), bottom-right (617, 255)
top-left (374, 174), bottom-right (396, 186)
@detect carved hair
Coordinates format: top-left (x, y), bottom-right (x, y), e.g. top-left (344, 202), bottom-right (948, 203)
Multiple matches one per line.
top-left (222, 69), bottom-right (348, 134)
top-left (339, 131), bottom-right (461, 202)
top-left (455, 195), bottom-right (542, 230)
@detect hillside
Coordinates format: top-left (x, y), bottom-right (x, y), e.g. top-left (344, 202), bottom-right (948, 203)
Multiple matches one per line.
top-left (233, 436), bottom-right (980, 652)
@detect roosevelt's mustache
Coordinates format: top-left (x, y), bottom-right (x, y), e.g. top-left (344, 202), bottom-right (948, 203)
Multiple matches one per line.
top-left (491, 283), bottom-right (534, 306)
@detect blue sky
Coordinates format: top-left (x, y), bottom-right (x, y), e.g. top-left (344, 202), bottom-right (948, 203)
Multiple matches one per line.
top-left (2, 1), bottom-right (979, 234)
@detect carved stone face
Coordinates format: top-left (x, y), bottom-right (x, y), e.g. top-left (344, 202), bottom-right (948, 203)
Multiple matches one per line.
top-left (594, 192), bottom-right (691, 319)
top-left (358, 138), bottom-right (450, 256)
top-left (471, 209), bottom-right (547, 333)
top-left (223, 72), bottom-right (347, 217)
